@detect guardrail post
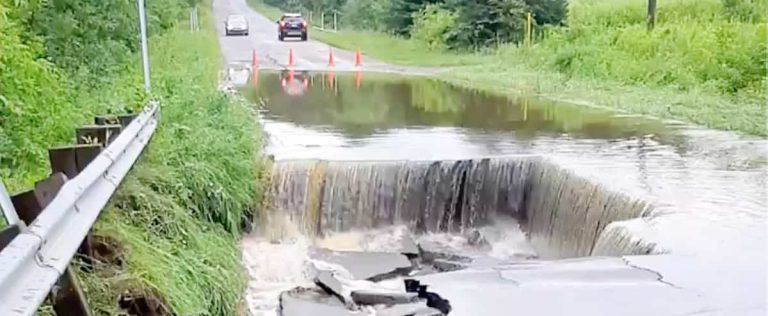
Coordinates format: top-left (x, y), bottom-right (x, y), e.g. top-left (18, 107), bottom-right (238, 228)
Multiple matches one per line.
top-left (0, 224), bottom-right (21, 250)
top-left (49, 144), bottom-right (104, 272)
top-left (118, 114), bottom-right (138, 127)
top-left (0, 106), bottom-right (156, 314)
top-left (49, 144), bottom-right (104, 180)
top-left (77, 124), bottom-right (122, 145)
top-left (9, 172), bottom-right (92, 315)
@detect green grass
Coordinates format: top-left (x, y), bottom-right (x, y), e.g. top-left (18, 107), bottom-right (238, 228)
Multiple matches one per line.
top-left (70, 6), bottom-right (263, 314)
top-left (3, 1), bottom-right (263, 313)
top-left (246, 0), bottom-right (282, 20)
top-left (312, 30), bottom-right (487, 67)
top-left (246, 0), bottom-right (767, 136)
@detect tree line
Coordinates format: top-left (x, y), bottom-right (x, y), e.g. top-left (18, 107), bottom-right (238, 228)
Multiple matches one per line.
top-left (263, 0), bottom-right (568, 50)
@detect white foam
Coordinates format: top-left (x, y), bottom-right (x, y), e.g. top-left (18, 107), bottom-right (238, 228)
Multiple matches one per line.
top-left (241, 215), bottom-right (537, 315)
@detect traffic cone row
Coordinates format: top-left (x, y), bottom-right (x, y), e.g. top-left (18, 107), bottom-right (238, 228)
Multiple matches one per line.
top-left (276, 47), bottom-right (360, 68)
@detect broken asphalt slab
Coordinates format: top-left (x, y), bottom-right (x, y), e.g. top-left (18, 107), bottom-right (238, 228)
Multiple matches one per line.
top-left (413, 254), bottom-right (766, 316)
top-left (279, 287), bottom-right (357, 316)
top-left (309, 248), bottom-right (414, 280)
top-left (351, 290), bottom-right (420, 306)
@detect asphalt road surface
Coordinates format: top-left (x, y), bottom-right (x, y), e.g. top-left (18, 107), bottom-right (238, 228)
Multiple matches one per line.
top-left (213, 0), bottom-right (438, 74)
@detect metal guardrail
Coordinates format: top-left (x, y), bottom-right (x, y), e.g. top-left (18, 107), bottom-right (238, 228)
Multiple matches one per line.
top-left (0, 101), bottom-right (159, 315)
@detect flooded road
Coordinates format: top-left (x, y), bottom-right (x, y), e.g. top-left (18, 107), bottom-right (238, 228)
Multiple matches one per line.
top-left (246, 70), bottom-right (765, 253)
top-left (249, 71), bottom-right (680, 160)
top-left (239, 70), bottom-right (767, 315)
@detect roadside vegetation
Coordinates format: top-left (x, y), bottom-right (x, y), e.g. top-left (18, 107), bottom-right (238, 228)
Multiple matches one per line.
top-left (250, 0), bottom-right (767, 136)
top-left (1, 0), bottom-right (261, 314)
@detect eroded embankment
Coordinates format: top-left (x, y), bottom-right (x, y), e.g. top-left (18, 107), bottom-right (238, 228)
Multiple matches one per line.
top-left (262, 157), bottom-right (655, 259)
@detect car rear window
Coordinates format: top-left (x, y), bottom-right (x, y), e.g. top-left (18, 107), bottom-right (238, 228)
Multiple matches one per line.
top-left (282, 17), bottom-right (303, 23)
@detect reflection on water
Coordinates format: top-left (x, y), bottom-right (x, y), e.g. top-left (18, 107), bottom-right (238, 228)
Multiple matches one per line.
top-left (244, 70), bottom-right (766, 261)
top-left (247, 70), bottom-right (676, 143)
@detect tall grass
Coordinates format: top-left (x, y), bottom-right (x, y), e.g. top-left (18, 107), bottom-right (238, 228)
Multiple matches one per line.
top-left (71, 6), bottom-right (262, 314)
top-left (3, 0), bottom-right (262, 313)
top-left (313, 30), bottom-right (486, 67)
top-left (504, 0), bottom-right (767, 134)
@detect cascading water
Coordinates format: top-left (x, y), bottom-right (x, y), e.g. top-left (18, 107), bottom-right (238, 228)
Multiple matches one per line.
top-left (262, 157), bottom-right (655, 259)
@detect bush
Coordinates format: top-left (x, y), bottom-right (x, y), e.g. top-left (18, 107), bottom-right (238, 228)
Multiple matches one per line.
top-left (523, 0), bottom-right (768, 95)
top-left (0, 2), bottom-right (82, 190)
top-left (410, 4), bottom-right (456, 50)
top-left (341, 0), bottom-right (391, 31)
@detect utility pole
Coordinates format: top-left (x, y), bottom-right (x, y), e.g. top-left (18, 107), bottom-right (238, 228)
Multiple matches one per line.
top-left (138, 0), bottom-right (151, 93)
top-left (647, 0), bottom-right (657, 30)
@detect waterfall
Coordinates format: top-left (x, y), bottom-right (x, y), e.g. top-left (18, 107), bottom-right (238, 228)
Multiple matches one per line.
top-left (263, 157), bottom-right (655, 258)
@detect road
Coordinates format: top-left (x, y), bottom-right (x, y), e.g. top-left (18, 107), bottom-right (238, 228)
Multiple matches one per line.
top-left (213, 0), bottom-right (437, 74)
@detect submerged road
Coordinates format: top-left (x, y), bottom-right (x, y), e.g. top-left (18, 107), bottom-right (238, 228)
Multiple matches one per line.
top-left (213, 0), bottom-right (438, 74)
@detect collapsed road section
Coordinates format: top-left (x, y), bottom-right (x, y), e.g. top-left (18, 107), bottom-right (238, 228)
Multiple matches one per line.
top-left (241, 157), bottom-right (765, 316)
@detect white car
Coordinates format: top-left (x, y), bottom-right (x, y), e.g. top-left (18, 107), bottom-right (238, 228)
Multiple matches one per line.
top-left (225, 14), bottom-right (249, 36)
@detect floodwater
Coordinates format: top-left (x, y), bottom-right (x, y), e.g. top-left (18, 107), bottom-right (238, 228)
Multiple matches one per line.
top-left (246, 70), bottom-right (685, 161)
top-left (243, 69), bottom-right (766, 256)
top-left (239, 70), bottom-right (767, 315)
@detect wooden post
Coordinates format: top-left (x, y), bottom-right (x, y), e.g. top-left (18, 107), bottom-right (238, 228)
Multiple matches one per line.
top-left (333, 11), bottom-right (337, 31)
top-left (647, 0), bottom-right (657, 30)
top-left (526, 12), bottom-right (533, 47)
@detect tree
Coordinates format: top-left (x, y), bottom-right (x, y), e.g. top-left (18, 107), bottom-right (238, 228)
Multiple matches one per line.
top-left (342, 0), bottom-right (390, 31)
top-left (385, 0), bottom-right (444, 35)
top-left (523, 0), bottom-right (568, 26)
top-left (445, 0), bottom-right (528, 49)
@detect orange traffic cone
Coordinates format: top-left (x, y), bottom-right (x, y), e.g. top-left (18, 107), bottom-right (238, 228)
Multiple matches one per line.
top-left (354, 49), bottom-right (362, 67)
top-left (288, 48), bottom-right (294, 67)
top-left (328, 48), bottom-right (335, 67)
top-left (252, 48), bottom-right (259, 68)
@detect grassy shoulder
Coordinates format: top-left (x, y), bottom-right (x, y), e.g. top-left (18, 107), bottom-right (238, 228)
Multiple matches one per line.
top-left (1, 2), bottom-right (260, 314)
top-left (247, 0), bottom-right (766, 136)
top-left (312, 30), bottom-right (486, 67)
top-left (4, 0), bottom-right (262, 313)
top-left (72, 6), bottom-right (262, 315)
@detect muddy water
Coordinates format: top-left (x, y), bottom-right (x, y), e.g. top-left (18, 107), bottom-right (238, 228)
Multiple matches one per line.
top-left (241, 70), bottom-right (767, 315)
top-left (245, 70), bottom-right (766, 256)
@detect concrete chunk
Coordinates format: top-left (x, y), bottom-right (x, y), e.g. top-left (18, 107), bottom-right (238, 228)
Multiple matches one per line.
top-left (279, 287), bottom-right (355, 316)
top-left (310, 248), bottom-right (413, 280)
top-left (400, 234), bottom-right (420, 257)
top-left (314, 271), bottom-right (351, 305)
top-left (351, 290), bottom-right (420, 306)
